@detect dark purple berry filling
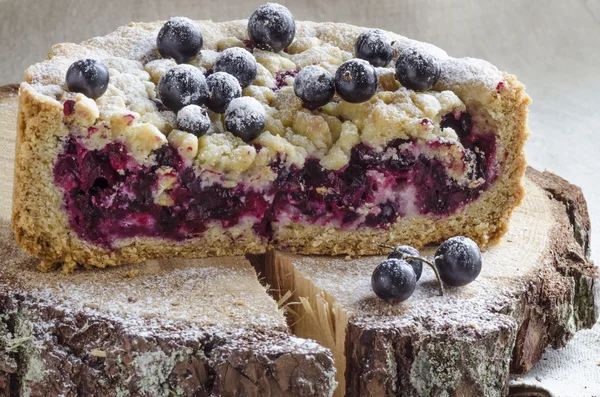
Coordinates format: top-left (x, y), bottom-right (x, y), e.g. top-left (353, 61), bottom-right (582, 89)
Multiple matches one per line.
top-left (274, 69), bottom-right (300, 90)
top-left (54, 112), bottom-right (497, 248)
top-left (242, 39), bottom-right (255, 52)
top-left (63, 100), bottom-right (76, 117)
top-left (54, 138), bottom-right (272, 248)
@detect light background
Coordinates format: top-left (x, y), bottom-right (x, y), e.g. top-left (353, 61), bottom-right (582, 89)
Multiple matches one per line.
top-left (0, 1), bottom-right (599, 393)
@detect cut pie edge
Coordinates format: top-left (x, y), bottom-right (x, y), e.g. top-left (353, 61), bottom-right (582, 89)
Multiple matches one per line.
top-left (274, 72), bottom-right (530, 255)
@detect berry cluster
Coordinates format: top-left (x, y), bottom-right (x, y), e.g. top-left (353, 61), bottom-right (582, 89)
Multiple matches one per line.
top-left (152, 5), bottom-right (298, 141)
top-left (64, 4), bottom-right (298, 142)
top-left (294, 28), bottom-right (441, 108)
top-left (371, 236), bottom-right (482, 303)
top-left (155, 17), bottom-right (262, 140)
top-left (64, 3), bottom-right (443, 142)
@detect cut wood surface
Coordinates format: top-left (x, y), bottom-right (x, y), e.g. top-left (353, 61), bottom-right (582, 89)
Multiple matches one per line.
top-left (0, 85), bottom-right (337, 397)
top-left (0, 242), bottom-right (337, 397)
top-left (262, 170), bottom-right (598, 397)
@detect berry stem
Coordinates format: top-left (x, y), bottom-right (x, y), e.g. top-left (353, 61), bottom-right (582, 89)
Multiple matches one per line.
top-left (404, 255), bottom-right (444, 296)
top-left (375, 242), bottom-right (396, 251)
top-left (374, 242), bottom-right (444, 297)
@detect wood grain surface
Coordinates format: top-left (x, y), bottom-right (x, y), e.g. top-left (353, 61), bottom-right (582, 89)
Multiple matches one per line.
top-left (0, 85), bottom-right (17, 221)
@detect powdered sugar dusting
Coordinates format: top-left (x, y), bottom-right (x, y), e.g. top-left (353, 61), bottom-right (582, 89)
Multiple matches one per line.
top-left (21, 18), bottom-right (511, 185)
top-left (207, 71), bottom-right (242, 101)
top-left (227, 96), bottom-right (264, 115)
top-left (251, 3), bottom-right (293, 22)
top-left (177, 104), bottom-right (210, 133)
top-left (355, 29), bottom-right (393, 63)
top-left (294, 65), bottom-right (332, 97)
top-left (208, 70), bottom-right (241, 90)
top-left (248, 2), bottom-right (295, 52)
top-left (0, 229), bottom-right (285, 338)
top-left (159, 17), bottom-right (200, 46)
top-left (225, 96), bottom-right (266, 130)
top-left (213, 46), bottom-right (257, 88)
top-left (0, 218), bottom-right (335, 389)
top-left (24, 19), bottom-right (503, 101)
top-left (83, 22), bottom-right (160, 64)
top-left (158, 64), bottom-right (206, 107)
top-left (21, 19), bottom-right (507, 149)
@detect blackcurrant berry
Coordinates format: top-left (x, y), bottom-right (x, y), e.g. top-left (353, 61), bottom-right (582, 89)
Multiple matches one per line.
top-left (293, 66), bottom-right (335, 108)
top-left (248, 3), bottom-right (296, 53)
top-left (177, 105), bottom-right (211, 137)
top-left (157, 17), bottom-right (203, 64)
top-left (225, 97), bottom-right (266, 142)
top-left (388, 245), bottom-right (423, 281)
top-left (66, 59), bottom-right (109, 99)
top-left (355, 29), bottom-right (394, 67)
top-left (213, 47), bottom-right (257, 89)
top-left (158, 65), bottom-right (208, 112)
top-left (371, 258), bottom-right (417, 303)
top-left (335, 59), bottom-right (378, 103)
top-left (395, 47), bottom-right (440, 92)
top-left (434, 236), bottom-right (482, 287)
top-left (206, 72), bottom-right (242, 113)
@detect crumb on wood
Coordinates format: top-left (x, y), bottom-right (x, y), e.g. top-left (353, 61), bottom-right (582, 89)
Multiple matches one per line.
top-left (91, 348), bottom-right (107, 358)
top-left (123, 269), bottom-right (140, 278)
top-left (38, 260), bottom-right (59, 272)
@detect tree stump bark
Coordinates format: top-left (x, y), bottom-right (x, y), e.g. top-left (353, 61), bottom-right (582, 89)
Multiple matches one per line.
top-left (0, 227), bottom-right (337, 397)
top-left (261, 170), bottom-right (598, 397)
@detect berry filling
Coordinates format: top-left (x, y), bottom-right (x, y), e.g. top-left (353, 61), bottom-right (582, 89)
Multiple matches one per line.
top-left (53, 112), bottom-right (497, 249)
top-left (274, 69), bottom-right (300, 90)
top-left (54, 139), bottom-right (272, 248)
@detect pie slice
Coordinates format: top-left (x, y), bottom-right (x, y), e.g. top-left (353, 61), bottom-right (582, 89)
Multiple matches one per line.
top-left (12, 15), bottom-right (530, 268)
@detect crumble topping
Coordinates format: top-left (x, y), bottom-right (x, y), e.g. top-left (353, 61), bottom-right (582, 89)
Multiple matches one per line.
top-left (24, 20), bottom-right (506, 180)
top-left (197, 132), bottom-right (258, 177)
top-left (64, 94), bottom-right (99, 127)
top-left (167, 129), bottom-right (198, 164)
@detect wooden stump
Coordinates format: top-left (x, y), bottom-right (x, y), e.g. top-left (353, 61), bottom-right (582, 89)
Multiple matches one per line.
top-left (0, 226), bottom-right (337, 396)
top-left (261, 170), bottom-right (598, 397)
top-left (0, 85), bottom-right (337, 397)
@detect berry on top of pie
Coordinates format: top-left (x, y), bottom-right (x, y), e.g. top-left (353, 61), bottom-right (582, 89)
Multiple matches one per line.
top-left (12, 3), bottom-right (530, 269)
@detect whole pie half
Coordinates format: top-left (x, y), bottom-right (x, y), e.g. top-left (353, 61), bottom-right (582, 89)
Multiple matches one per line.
top-left (12, 17), bottom-right (530, 269)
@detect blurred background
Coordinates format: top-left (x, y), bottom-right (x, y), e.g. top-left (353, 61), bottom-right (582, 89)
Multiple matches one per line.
top-left (1, 0), bottom-right (599, 393)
